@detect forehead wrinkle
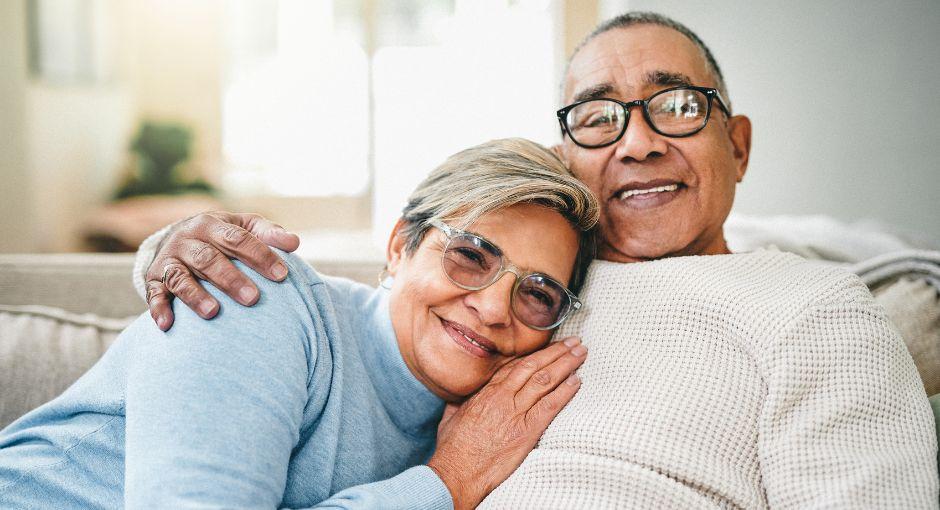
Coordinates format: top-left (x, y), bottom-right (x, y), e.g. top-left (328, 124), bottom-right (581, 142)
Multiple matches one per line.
top-left (570, 69), bottom-right (699, 105)
top-left (564, 26), bottom-right (719, 104)
top-left (566, 50), bottom-right (668, 103)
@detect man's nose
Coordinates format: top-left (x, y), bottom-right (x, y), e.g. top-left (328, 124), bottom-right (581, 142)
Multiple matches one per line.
top-left (464, 273), bottom-right (515, 329)
top-left (613, 109), bottom-right (669, 162)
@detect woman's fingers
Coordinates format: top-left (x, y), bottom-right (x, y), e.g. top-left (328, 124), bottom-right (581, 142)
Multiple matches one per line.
top-left (427, 337), bottom-right (587, 509)
top-left (523, 368), bottom-right (582, 432)
top-left (498, 337), bottom-right (583, 391)
top-left (512, 340), bottom-right (587, 410)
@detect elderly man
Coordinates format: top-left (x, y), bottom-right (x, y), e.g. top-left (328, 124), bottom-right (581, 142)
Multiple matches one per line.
top-left (134, 12), bottom-right (937, 508)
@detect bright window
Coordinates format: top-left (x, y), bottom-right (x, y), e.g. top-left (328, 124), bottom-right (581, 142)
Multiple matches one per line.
top-left (222, 0), bottom-right (561, 244)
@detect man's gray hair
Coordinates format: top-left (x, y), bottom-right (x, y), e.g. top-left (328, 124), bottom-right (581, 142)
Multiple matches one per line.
top-left (569, 12), bottom-right (730, 109)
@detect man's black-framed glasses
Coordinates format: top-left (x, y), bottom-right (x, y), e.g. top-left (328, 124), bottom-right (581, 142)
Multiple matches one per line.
top-left (557, 86), bottom-right (731, 148)
top-left (429, 219), bottom-right (582, 331)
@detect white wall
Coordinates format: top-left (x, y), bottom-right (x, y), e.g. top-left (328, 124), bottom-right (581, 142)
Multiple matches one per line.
top-left (602, 0), bottom-right (940, 241)
top-left (0, 1), bottom-right (34, 252)
top-left (0, 0), bottom-right (220, 253)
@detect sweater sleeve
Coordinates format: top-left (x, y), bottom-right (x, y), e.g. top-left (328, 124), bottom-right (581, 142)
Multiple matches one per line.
top-left (286, 465), bottom-right (453, 509)
top-left (124, 262), bottom-right (313, 508)
top-left (124, 257), bottom-right (453, 509)
top-left (757, 295), bottom-right (939, 508)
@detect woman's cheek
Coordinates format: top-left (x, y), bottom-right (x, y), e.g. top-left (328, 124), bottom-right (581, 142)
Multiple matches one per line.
top-left (517, 330), bottom-right (553, 356)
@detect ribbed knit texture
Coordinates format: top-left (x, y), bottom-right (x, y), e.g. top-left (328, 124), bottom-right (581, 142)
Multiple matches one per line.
top-left (481, 249), bottom-right (938, 509)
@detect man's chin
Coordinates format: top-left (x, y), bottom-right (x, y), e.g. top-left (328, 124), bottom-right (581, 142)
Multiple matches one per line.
top-left (597, 234), bottom-right (692, 263)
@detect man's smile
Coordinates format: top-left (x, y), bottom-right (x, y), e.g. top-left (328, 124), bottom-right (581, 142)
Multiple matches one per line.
top-left (611, 179), bottom-right (687, 209)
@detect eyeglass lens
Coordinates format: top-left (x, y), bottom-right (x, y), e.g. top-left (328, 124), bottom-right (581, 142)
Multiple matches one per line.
top-left (441, 233), bottom-right (570, 329)
top-left (565, 87), bottom-right (710, 146)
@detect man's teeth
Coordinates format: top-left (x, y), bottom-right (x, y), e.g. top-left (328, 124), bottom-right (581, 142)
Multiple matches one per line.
top-left (461, 332), bottom-right (489, 351)
top-left (619, 184), bottom-right (679, 199)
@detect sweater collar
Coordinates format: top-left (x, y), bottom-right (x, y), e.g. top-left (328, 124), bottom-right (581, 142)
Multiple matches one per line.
top-left (362, 286), bottom-right (445, 437)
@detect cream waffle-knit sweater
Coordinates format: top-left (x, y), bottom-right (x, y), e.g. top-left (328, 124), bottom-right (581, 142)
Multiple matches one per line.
top-left (480, 250), bottom-right (938, 509)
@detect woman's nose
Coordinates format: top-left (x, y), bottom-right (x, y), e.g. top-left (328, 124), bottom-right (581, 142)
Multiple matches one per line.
top-left (463, 273), bottom-right (515, 328)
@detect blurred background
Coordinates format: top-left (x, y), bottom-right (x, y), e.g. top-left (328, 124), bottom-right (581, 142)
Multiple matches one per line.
top-left (0, 0), bottom-right (937, 260)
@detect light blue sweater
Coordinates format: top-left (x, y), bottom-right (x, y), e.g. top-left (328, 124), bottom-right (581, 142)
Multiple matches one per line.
top-left (0, 252), bottom-right (452, 509)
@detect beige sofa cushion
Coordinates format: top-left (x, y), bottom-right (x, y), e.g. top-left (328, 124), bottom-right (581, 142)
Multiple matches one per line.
top-left (872, 278), bottom-right (940, 395)
top-left (0, 304), bottom-right (134, 429)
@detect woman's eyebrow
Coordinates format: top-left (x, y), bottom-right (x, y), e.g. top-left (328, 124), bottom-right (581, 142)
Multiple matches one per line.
top-left (462, 229), bottom-right (502, 256)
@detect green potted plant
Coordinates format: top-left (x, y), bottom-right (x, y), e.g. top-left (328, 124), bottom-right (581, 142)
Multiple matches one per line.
top-left (114, 121), bottom-right (215, 199)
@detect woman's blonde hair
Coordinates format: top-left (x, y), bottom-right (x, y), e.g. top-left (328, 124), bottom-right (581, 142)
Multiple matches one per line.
top-left (400, 138), bottom-right (599, 293)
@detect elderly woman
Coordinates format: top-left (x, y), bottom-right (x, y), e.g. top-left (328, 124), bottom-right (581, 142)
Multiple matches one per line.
top-left (0, 138), bottom-right (598, 509)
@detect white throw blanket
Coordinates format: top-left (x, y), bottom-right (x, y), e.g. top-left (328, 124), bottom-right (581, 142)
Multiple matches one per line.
top-left (724, 213), bottom-right (939, 263)
top-left (851, 249), bottom-right (940, 291)
top-left (480, 250), bottom-right (938, 509)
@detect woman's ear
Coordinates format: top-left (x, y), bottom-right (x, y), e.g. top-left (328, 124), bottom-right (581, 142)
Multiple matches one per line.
top-left (386, 218), bottom-right (409, 277)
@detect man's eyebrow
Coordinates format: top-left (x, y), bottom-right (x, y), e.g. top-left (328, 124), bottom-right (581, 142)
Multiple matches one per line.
top-left (570, 72), bottom-right (695, 104)
top-left (571, 83), bottom-right (615, 103)
top-left (646, 70), bottom-right (694, 88)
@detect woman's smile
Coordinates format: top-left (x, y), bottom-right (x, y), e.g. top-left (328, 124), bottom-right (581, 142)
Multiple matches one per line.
top-left (388, 202), bottom-right (583, 401)
top-left (440, 317), bottom-right (498, 359)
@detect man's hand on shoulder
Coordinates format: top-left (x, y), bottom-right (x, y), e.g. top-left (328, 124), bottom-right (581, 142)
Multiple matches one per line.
top-left (145, 211), bottom-right (300, 331)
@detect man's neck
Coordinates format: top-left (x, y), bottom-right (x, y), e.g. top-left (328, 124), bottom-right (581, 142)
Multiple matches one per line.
top-left (598, 234), bottom-right (731, 264)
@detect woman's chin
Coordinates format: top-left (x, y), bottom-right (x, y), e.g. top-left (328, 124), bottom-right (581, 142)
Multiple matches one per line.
top-left (416, 331), bottom-right (495, 398)
top-left (429, 373), bottom-right (486, 400)
top-left (418, 360), bottom-right (490, 401)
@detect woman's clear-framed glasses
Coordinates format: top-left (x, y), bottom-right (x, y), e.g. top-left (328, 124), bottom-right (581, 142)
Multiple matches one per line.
top-left (557, 85), bottom-right (731, 148)
top-left (429, 219), bottom-right (582, 331)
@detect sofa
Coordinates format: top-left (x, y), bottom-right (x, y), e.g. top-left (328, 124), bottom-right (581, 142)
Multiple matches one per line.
top-left (2, 216), bottom-right (940, 441)
top-left (0, 253), bottom-right (383, 429)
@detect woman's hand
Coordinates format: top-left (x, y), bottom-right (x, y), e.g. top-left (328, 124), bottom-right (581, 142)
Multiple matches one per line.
top-left (427, 336), bottom-right (587, 509)
top-left (145, 211), bottom-right (300, 330)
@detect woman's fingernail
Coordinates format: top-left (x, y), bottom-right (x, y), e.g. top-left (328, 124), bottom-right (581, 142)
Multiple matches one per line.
top-left (156, 315), bottom-right (168, 330)
top-left (571, 345), bottom-right (587, 357)
top-left (272, 263), bottom-right (288, 279)
top-left (566, 374), bottom-right (580, 385)
top-left (563, 337), bottom-right (580, 347)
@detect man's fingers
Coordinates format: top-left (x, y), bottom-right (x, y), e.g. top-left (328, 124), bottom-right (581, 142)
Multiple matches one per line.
top-left (146, 280), bottom-right (175, 331)
top-left (205, 216), bottom-right (290, 282)
top-left (220, 211), bottom-right (300, 253)
top-left (500, 337), bottom-right (582, 392)
top-left (250, 217), bottom-right (301, 253)
top-left (182, 240), bottom-right (260, 306)
top-left (161, 261), bottom-right (219, 319)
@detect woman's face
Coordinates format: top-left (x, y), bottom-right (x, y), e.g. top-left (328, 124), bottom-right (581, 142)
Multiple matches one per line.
top-left (387, 203), bottom-right (581, 402)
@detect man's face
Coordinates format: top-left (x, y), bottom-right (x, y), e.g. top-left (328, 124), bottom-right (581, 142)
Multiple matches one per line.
top-left (561, 25), bottom-right (751, 262)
